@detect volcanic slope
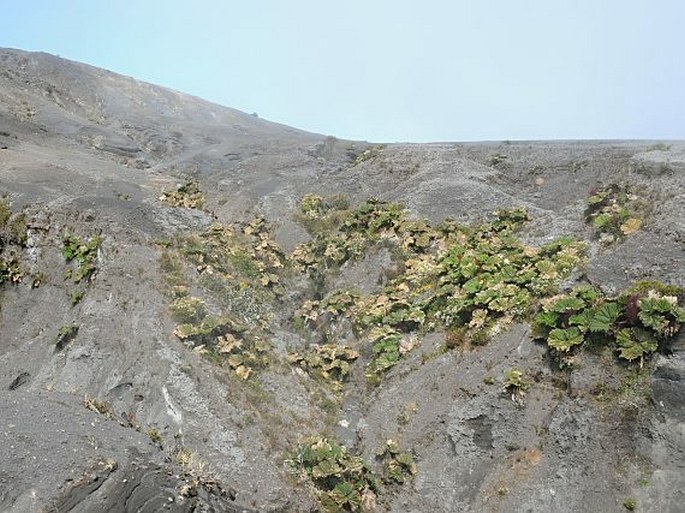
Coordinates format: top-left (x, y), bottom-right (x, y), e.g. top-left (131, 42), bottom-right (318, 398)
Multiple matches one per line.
top-left (0, 48), bottom-right (684, 512)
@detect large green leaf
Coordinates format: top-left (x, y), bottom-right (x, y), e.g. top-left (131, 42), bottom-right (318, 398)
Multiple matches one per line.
top-left (329, 482), bottom-right (361, 508)
top-left (532, 310), bottom-right (559, 336)
top-left (547, 327), bottom-right (584, 352)
top-left (588, 302), bottom-right (622, 333)
top-left (549, 296), bottom-right (585, 314)
top-left (616, 328), bottom-right (658, 362)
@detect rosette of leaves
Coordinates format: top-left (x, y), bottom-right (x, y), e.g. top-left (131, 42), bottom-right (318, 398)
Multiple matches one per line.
top-left (376, 440), bottom-right (417, 484)
top-left (62, 234), bottom-right (102, 283)
top-left (288, 343), bottom-right (360, 388)
top-left (356, 291), bottom-right (426, 332)
top-left (0, 257), bottom-right (22, 285)
top-left (532, 286), bottom-right (618, 355)
top-left (636, 294), bottom-right (685, 337)
top-left (397, 218), bottom-right (438, 252)
top-left (221, 335), bottom-right (271, 380)
top-left (174, 312), bottom-right (269, 380)
top-left (295, 299), bottom-right (322, 325)
top-left (503, 367), bottom-right (529, 406)
top-left (365, 326), bottom-right (404, 380)
top-left (615, 328), bottom-right (658, 367)
top-left (584, 184), bottom-right (643, 242)
top-left (615, 283), bottom-right (685, 366)
top-left (322, 290), bottom-right (362, 318)
top-left (160, 181), bottom-right (204, 209)
top-left (533, 282), bottom-right (684, 366)
top-left (292, 232), bottom-right (367, 275)
top-left (290, 437), bottom-right (378, 512)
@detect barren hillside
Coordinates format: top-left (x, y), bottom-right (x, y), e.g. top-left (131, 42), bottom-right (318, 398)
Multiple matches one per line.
top-left (0, 48), bottom-right (684, 513)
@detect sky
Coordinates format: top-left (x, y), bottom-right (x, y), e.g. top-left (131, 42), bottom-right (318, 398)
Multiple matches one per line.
top-left (1, 0), bottom-right (683, 142)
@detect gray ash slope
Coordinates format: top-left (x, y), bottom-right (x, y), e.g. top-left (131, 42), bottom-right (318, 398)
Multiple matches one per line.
top-left (0, 48), bottom-right (684, 512)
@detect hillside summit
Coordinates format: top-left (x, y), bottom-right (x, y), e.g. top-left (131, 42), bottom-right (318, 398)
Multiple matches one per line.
top-left (0, 48), bottom-right (684, 512)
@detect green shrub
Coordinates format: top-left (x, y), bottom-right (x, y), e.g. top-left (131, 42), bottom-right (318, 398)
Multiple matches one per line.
top-left (289, 437), bottom-right (377, 512)
top-left (170, 296), bottom-right (207, 323)
top-left (376, 440), bottom-right (416, 484)
top-left (62, 234), bottom-right (101, 283)
top-left (585, 184), bottom-right (644, 242)
top-left (54, 325), bottom-right (79, 351)
top-left (160, 181), bottom-right (204, 209)
top-left (532, 282), bottom-right (684, 367)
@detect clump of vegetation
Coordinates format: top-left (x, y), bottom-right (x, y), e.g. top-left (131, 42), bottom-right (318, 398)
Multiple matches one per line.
top-left (158, 217), bottom-right (292, 380)
top-left (503, 368), bottom-right (529, 406)
top-left (585, 184), bottom-right (644, 243)
top-left (375, 439), bottom-right (416, 484)
top-left (0, 199), bottom-right (31, 285)
top-left (0, 198), bottom-right (10, 229)
top-left (489, 153), bottom-right (508, 168)
top-left (147, 427), bottom-right (163, 445)
top-left (364, 327), bottom-right (411, 382)
top-left (292, 197), bottom-right (585, 382)
top-left (296, 193), bottom-right (351, 235)
top-left (623, 497), bottom-right (636, 511)
top-left (70, 289), bottom-right (85, 305)
top-left (62, 234), bottom-right (101, 283)
top-left (289, 436), bottom-right (378, 512)
top-left (351, 145), bottom-right (385, 167)
top-left (288, 344), bottom-right (360, 391)
top-left (171, 296), bottom-right (208, 324)
top-left (533, 282), bottom-right (684, 368)
top-left (83, 395), bottom-right (112, 417)
top-left (159, 250), bottom-right (188, 289)
top-left (183, 220), bottom-right (286, 295)
top-left (0, 257), bottom-right (23, 285)
top-left (173, 313), bottom-right (270, 380)
top-left (397, 402), bottom-right (418, 425)
top-left (54, 324), bottom-right (79, 351)
top-left (160, 181), bottom-right (204, 209)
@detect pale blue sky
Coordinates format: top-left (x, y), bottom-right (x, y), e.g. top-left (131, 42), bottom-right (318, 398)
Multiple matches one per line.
top-left (1, 1), bottom-right (683, 142)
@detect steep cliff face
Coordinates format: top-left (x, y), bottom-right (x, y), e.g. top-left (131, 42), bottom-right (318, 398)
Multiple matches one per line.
top-left (0, 48), bottom-right (684, 513)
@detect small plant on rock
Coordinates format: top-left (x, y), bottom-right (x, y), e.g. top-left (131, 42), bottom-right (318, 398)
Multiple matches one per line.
top-left (62, 234), bottom-right (101, 283)
top-left (585, 184), bottom-right (644, 243)
top-left (376, 439), bottom-right (417, 484)
top-left (53, 324), bottom-right (79, 351)
top-left (503, 367), bottom-right (529, 406)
